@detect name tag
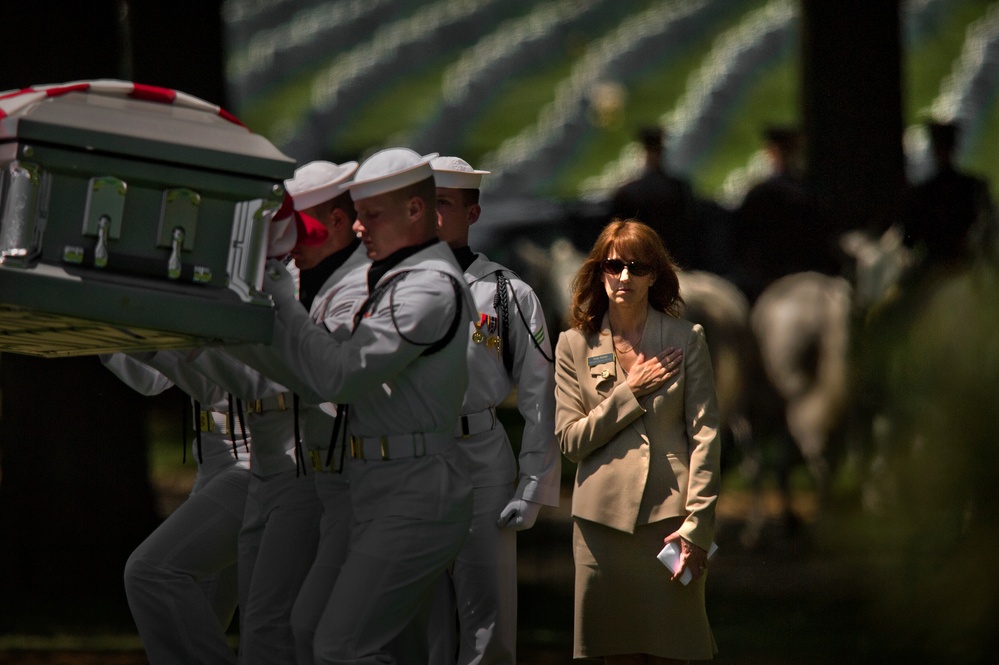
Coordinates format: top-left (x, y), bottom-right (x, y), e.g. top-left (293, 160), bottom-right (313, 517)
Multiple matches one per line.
top-left (587, 353), bottom-right (614, 367)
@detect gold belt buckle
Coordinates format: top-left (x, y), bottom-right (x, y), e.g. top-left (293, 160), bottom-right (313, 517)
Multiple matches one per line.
top-left (246, 399), bottom-right (263, 414)
top-left (350, 436), bottom-right (364, 460)
top-left (380, 437), bottom-right (390, 461)
top-left (309, 450), bottom-right (323, 472)
top-left (199, 411), bottom-right (215, 433)
top-left (276, 393), bottom-right (287, 411)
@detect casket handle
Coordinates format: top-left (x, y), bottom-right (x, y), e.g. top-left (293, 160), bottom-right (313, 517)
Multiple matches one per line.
top-left (94, 216), bottom-right (111, 268)
top-left (167, 226), bottom-right (185, 279)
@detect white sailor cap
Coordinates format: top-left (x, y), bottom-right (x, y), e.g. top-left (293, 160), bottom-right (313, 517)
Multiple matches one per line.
top-left (430, 156), bottom-right (490, 190)
top-left (348, 148), bottom-right (438, 201)
top-left (285, 160), bottom-right (359, 211)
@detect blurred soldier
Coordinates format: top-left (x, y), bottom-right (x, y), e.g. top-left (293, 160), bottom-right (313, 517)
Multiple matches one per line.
top-left (259, 147), bottom-right (476, 665)
top-left (428, 156), bottom-right (560, 665)
top-left (102, 354), bottom-right (250, 665)
top-left (610, 126), bottom-right (700, 269)
top-left (903, 120), bottom-right (995, 270)
top-left (731, 125), bottom-right (838, 302)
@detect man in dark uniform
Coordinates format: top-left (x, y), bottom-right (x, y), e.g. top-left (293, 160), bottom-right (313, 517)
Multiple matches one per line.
top-left (731, 125), bottom-right (838, 303)
top-left (902, 121), bottom-right (995, 270)
top-left (609, 126), bottom-right (700, 269)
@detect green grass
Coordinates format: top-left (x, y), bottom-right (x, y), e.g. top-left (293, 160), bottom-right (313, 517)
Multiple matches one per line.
top-left (965, 87), bottom-right (999, 190)
top-left (459, 58), bottom-right (577, 165)
top-left (331, 58), bottom-right (454, 158)
top-left (693, 53), bottom-right (798, 197)
top-left (238, 66), bottom-right (322, 142)
top-left (235, 0), bottom-right (997, 200)
top-left (904, 0), bottom-right (999, 195)
top-left (549, 4), bottom-right (765, 199)
top-left (903, 0), bottom-right (997, 123)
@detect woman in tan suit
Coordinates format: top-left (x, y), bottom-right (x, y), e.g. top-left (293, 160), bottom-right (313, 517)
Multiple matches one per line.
top-left (554, 219), bottom-right (721, 663)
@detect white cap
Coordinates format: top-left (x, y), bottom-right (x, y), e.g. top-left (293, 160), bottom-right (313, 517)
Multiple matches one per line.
top-left (430, 156), bottom-right (490, 190)
top-left (348, 148), bottom-right (438, 201)
top-left (285, 160), bottom-right (358, 211)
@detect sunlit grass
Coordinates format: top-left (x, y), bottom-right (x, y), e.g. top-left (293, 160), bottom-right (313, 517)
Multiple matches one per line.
top-left (691, 54), bottom-right (797, 198)
top-left (333, 57), bottom-right (453, 159)
top-left (903, 0), bottom-right (996, 122)
top-left (237, 67), bottom-right (319, 141)
top-left (549, 0), bottom-right (768, 199)
top-left (459, 58), bottom-right (576, 165)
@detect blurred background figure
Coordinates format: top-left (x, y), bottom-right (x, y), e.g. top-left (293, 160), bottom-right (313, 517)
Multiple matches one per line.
top-left (608, 126), bottom-right (701, 271)
top-left (902, 120), bottom-right (996, 273)
top-left (730, 125), bottom-right (839, 303)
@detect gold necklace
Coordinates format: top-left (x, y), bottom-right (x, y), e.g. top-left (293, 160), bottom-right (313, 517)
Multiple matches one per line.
top-left (613, 329), bottom-right (643, 354)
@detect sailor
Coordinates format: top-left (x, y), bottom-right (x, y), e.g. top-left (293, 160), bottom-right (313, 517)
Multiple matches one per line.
top-left (101, 353), bottom-right (250, 665)
top-left (220, 159), bottom-right (370, 665)
top-left (428, 156), bottom-right (561, 665)
top-left (259, 147), bottom-right (476, 665)
top-left (184, 160), bottom-right (367, 665)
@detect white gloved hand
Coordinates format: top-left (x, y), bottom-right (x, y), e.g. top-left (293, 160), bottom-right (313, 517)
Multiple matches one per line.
top-left (496, 499), bottom-right (542, 531)
top-left (263, 258), bottom-right (297, 308)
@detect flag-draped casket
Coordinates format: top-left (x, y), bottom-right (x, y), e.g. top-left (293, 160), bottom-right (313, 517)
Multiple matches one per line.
top-left (0, 80), bottom-right (295, 357)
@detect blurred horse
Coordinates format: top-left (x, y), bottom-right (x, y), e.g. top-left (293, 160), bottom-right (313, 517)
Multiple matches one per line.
top-left (749, 225), bottom-right (914, 500)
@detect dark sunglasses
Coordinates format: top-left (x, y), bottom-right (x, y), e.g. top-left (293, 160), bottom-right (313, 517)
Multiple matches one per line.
top-left (600, 258), bottom-right (654, 277)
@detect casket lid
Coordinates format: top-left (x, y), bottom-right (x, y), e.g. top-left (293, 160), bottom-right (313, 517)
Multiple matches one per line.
top-left (0, 80), bottom-right (295, 180)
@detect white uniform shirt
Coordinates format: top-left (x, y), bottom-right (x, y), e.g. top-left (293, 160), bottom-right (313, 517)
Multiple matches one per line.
top-left (460, 255), bottom-right (561, 506)
top-left (267, 240), bottom-right (476, 522)
top-left (225, 244), bottom-right (371, 454)
top-left (102, 353), bottom-right (251, 474)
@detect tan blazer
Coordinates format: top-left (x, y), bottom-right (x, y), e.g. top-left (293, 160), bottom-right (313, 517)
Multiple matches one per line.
top-left (554, 308), bottom-right (721, 551)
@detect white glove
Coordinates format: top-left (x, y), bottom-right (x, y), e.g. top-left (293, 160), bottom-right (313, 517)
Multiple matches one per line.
top-left (496, 499), bottom-right (542, 531)
top-left (263, 258), bottom-right (297, 308)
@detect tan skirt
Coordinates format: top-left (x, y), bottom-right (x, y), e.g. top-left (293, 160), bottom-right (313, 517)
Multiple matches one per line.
top-left (572, 516), bottom-right (717, 660)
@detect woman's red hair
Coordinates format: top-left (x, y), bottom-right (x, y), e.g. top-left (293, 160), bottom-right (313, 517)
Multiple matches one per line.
top-left (567, 219), bottom-right (683, 334)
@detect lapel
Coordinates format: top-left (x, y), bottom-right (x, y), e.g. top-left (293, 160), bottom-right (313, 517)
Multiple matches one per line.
top-left (586, 314), bottom-right (617, 389)
top-left (637, 308), bottom-right (665, 360)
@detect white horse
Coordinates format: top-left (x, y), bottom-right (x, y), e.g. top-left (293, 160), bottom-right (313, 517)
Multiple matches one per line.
top-left (749, 225), bottom-right (914, 499)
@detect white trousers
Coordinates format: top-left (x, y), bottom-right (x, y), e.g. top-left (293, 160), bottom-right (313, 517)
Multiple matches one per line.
top-left (238, 468), bottom-right (322, 665)
top-left (312, 513), bottom-right (471, 665)
top-left (124, 465), bottom-right (249, 665)
top-left (291, 471), bottom-right (352, 665)
top-left (428, 484), bottom-right (517, 665)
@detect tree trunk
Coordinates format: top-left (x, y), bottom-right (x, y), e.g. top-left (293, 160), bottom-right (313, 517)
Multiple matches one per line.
top-left (800, 0), bottom-right (907, 237)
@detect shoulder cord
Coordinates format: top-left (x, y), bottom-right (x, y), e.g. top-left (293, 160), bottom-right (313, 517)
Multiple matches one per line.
top-left (322, 271), bottom-right (464, 473)
top-left (324, 272), bottom-right (409, 473)
top-left (228, 396), bottom-right (237, 457)
top-left (184, 395), bottom-right (251, 464)
top-left (356, 270), bottom-right (463, 356)
top-left (326, 272), bottom-right (410, 472)
top-left (393, 273), bottom-right (464, 356)
top-left (234, 397), bottom-right (249, 453)
top-left (293, 394), bottom-right (305, 477)
top-left (191, 400), bottom-right (204, 464)
top-left (494, 272), bottom-right (513, 373)
top-left (182, 394), bottom-right (189, 464)
top-left (495, 271), bottom-right (554, 367)
top-left (324, 403), bottom-right (349, 474)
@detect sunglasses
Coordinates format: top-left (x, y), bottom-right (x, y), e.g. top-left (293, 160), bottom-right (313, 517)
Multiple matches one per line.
top-left (600, 258), bottom-right (654, 277)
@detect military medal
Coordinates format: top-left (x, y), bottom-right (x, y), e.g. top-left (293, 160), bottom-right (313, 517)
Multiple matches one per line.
top-left (485, 315), bottom-right (501, 359)
top-left (472, 313), bottom-right (487, 344)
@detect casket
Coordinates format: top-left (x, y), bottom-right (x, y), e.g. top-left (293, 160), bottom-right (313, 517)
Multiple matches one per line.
top-left (0, 80), bottom-right (295, 357)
